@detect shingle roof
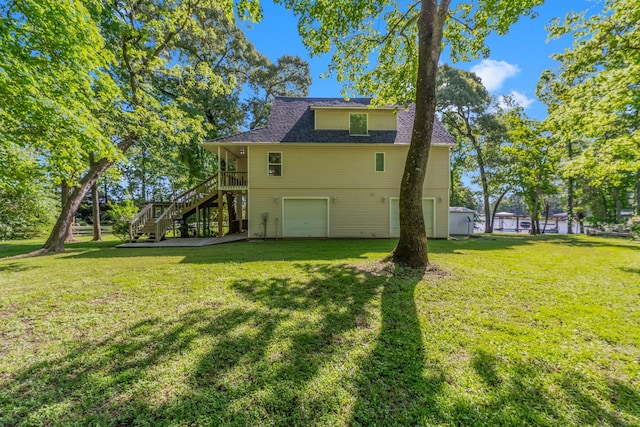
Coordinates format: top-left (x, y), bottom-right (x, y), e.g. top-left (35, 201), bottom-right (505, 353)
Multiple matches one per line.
top-left (210, 97), bottom-right (456, 145)
top-left (449, 207), bottom-right (476, 213)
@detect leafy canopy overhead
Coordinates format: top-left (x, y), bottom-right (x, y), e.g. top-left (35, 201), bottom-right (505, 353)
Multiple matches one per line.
top-left (0, 0), bottom-right (117, 182)
top-left (538, 0), bottom-right (639, 217)
top-left (540, 0), bottom-right (639, 141)
top-left (276, 0), bottom-right (543, 103)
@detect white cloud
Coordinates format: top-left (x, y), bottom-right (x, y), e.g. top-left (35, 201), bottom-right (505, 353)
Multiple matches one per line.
top-left (508, 90), bottom-right (535, 109)
top-left (470, 59), bottom-right (521, 92)
top-left (498, 91), bottom-right (535, 110)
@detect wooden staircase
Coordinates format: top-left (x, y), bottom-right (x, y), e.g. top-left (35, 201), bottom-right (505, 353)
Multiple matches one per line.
top-left (129, 174), bottom-right (219, 243)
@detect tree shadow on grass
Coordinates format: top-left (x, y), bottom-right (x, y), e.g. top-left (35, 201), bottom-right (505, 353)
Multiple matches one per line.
top-left (459, 350), bottom-right (640, 426)
top-left (0, 262), bottom-right (391, 425)
top-left (0, 261), bottom-right (44, 273)
top-left (544, 235), bottom-right (640, 250)
top-left (348, 266), bottom-right (448, 425)
top-left (3, 260), bottom-right (639, 425)
top-left (1, 308), bottom-right (276, 425)
top-left (0, 242), bottom-right (49, 259)
top-left (347, 263), bottom-right (640, 426)
top-left (53, 235), bottom-right (543, 264)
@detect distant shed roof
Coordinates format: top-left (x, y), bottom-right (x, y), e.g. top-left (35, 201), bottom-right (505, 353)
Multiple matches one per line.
top-left (210, 97), bottom-right (456, 145)
top-left (449, 207), bottom-right (476, 213)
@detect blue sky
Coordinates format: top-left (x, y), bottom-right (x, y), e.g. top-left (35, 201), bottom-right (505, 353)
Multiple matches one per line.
top-left (242, 1), bottom-right (604, 120)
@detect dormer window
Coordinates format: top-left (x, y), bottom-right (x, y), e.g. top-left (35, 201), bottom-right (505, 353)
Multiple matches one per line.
top-left (349, 113), bottom-right (368, 135)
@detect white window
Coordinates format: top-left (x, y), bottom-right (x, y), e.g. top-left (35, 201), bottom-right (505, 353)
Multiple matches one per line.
top-left (268, 152), bottom-right (282, 176)
top-left (350, 113), bottom-right (368, 135)
top-left (375, 152), bottom-right (385, 172)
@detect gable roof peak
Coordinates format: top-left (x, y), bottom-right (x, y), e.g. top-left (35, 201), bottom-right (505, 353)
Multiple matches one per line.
top-left (209, 96), bottom-right (455, 146)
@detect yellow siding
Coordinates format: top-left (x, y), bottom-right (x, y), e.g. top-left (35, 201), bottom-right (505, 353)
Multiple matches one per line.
top-left (246, 144), bottom-right (451, 238)
top-left (315, 110), bottom-right (348, 130)
top-left (314, 109), bottom-right (397, 131)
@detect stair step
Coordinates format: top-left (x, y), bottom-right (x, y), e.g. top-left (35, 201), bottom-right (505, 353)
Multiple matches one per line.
top-left (130, 174), bottom-right (222, 243)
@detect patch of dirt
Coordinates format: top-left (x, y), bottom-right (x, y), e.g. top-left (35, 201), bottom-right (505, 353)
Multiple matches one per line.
top-left (355, 260), bottom-right (449, 279)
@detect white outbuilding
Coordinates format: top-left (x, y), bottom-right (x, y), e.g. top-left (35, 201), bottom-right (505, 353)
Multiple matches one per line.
top-left (449, 207), bottom-right (476, 236)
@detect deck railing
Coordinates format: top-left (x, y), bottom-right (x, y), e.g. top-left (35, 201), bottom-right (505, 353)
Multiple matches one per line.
top-left (219, 171), bottom-right (248, 190)
top-left (129, 203), bottom-right (172, 241)
top-left (129, 171), bottom-right (247, 242)
top-left (151, 174), bottom-right (220, 242)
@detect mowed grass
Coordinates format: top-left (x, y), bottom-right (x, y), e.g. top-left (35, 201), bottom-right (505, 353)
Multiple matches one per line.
top-left (0, 235), bottom-right (638, 426)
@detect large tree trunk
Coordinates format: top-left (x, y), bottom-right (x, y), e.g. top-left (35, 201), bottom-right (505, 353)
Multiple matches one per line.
top-left (91, 182), bottom-right (102, 241)
top-left (602, 192), bottom-right (610, 222)
top-left (16, 139), bottom-right (136, 258)
top-left (61, 181), bottom-right (74, 243)
top-left (40, 158), bottom-right (114, 254)
top-left (90, 154), bottom-right (102, 241)
top-left (141, 148), bottom-right (147, 203)
top-left (613, 186), bottom-right (622, 222)
top-left (635, 169), bottom-right (640, 215)
top-left (473, 142), bottom-right (492, 233)
top-left (490, 190), bottom-right (508, 233)
top-left (530, 188), bottom-right (541, 235)
top-left (392, 0), bottom-right (450, 267)
top-left (542, 198), bottom-right (551, 233)
top-left (567, 140), bottom-right (574, 234)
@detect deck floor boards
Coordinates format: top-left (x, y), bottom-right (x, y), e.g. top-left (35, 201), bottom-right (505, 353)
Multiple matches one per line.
top-left (117, 231), bottom-right (248, 248)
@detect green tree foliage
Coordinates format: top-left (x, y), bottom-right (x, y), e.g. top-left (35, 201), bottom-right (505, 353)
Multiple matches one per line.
top-left (0, 0), bottom-right (118, 182)
top-left (538, 0), bottom-right (640, 219)
top-left (501, 108), bottom-right (560, 234)
top-left (0, 144), bottom-right (57, 239)
top-left (436, 64), bottom-right (508, 232)
top-left (113, 15), bottom-right (310, 201)
top-left (1, 0), bottom-right (263, 255)
top-left (108, 199), bottom-right (140, 242)
top-left (244, 55), bottom-right (311, 129)
top-left (278, 0), bottom-right (544, 266)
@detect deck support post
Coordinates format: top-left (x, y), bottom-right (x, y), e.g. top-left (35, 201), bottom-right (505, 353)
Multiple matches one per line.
top-left (196, 205), bottom-right (200, 237)
top-left (236, 194), bottom-right (243, 231)
top-left (217, 189), bottom-right (223, 237)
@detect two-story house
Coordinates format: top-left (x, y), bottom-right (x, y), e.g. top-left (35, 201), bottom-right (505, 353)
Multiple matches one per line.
top-left (203, 96), bottom-right (456, 239)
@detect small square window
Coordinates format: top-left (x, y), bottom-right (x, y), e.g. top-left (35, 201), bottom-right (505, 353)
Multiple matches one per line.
top-left (268, 152), bottom-right (282, 176)
top-left (350, 113), bottom-right (368, 135)
top-left (375, 152), bottom-right (385, 172)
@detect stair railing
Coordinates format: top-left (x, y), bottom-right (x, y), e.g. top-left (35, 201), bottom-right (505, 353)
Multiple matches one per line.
top-left (151, 174), bottom-right (219, 242)
top-left (174, 174), bottom-right (219, 212)
top-left (129, 203), bottom-right (155, 242)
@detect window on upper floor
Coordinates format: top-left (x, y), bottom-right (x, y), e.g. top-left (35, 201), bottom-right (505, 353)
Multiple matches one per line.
top-left (350, 113), bottom-right (368, 135)
top-left (268, 152), bottom-right (282, 176)
top-left (375, 152), bottom-right (385, 172)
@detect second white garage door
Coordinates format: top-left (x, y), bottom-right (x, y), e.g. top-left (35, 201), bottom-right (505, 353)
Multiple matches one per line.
top-left (390, 198), bottom-right (434, 238)
top-left (283, 198), bottom-right (329, 237)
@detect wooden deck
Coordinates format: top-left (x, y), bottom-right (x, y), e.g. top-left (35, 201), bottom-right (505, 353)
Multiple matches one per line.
top-left (117, 231), bottom-right (248, 248)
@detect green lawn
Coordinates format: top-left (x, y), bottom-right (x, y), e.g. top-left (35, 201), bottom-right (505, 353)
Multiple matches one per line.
top-left (1, 235), bottom-right (638, 426)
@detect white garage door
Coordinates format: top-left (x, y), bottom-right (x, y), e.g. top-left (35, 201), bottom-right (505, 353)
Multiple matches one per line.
top-left (283, 198), bottom-right (329, 237)
top-left (390, 198), bottom-right (434, 238)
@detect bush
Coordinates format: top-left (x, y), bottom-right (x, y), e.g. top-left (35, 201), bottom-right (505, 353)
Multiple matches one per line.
top-left (0, 144), bottom-right (57, 240)
top-left (630, 215), bottom-right (640, 240)
top-left (0, 185), bottom-right (57, 240)
top-left (109, 200), bottom-right (139, 242)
